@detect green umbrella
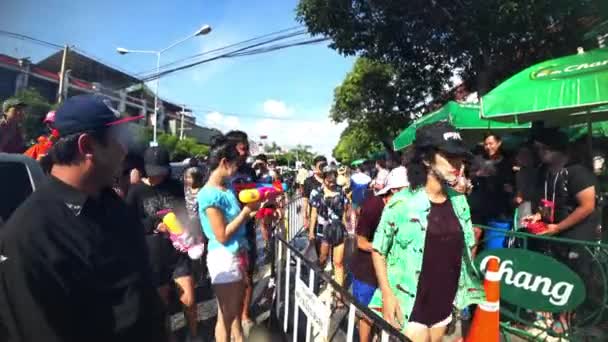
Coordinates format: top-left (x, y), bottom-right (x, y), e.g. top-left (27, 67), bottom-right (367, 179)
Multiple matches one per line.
top-left (481, 47), bottom-right (608, 125)
top-left (351, 159), bottom-right (366, 167)
top-left (393, 101), bottom-right (530, 150)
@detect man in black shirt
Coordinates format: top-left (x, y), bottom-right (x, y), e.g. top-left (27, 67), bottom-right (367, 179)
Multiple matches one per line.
top-left (0, 95), bottom-right (166, 342)
top-left (534, 129), bottom-right (599, 241)
top-left (125, 146), bottom-right (199, 340)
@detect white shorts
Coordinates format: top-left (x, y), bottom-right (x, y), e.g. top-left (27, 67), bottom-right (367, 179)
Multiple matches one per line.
top-left (408, 315), bottom-right (452, 331)
top-left (206, 247), bottom-right (245, 285)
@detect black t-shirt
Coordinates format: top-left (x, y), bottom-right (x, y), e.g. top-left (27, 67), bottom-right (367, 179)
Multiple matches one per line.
top-left (351, 195), bottom-right (385, 286)
top-left (126, 178), bottom-right (187, 286)
top-left (471, 155), bottom-right (515, 222)
top-left (410, 200), bottom-right (463, 325)
top-left (542, 164), bottom-right (599, 241)
top-left (0, 177), bottom-right (166, 342)
top-left (516, 166), bottom-right (540, 203)
top-left (303, 175), bottom-right (323, 199)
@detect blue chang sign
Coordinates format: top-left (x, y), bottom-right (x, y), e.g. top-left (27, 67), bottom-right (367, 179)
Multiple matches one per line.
top-left (475, 249), bottom-right (586, 312)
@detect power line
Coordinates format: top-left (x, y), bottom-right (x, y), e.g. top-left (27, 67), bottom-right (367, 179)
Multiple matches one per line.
top-left (0, 30), bottom-right (63, 50)
top-left (135, 26), bottom-right (307, 76)
top-left (138, 35), bottom-right (328, 83)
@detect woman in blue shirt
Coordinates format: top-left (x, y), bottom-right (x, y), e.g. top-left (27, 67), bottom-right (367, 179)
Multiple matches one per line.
top-left (198, 137), bottom-right (259, 342)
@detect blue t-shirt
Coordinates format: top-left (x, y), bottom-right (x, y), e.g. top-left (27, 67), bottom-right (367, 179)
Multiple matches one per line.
top-left (197, 186), bottom-right (248, 254)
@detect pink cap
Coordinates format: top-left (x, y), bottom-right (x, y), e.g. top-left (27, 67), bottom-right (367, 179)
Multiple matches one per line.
top-left (43, 111), bottom-right (56, 124)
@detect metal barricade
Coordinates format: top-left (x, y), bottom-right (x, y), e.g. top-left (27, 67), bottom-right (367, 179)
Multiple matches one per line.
top-left (273, 233), bottom-right (408, 341)
top-left (474, 224), bottom-right (608, 341)
top-left (284, 195), bottom-right (306, 242)
top-left (275, 195), bottom-right (408, 341)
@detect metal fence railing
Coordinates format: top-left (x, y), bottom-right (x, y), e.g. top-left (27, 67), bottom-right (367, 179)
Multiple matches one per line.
top-left (275, 195), bottom-right (409, 341)
top-left (474, 224), bottom-right (608, 341)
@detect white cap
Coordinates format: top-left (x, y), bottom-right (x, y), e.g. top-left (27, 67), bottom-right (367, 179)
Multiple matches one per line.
top-left (376, 166), bottom-right (409, 196)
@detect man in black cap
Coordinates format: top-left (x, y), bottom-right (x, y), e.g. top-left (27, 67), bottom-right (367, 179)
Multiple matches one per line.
top-left (125, 146), bottom-right (199, 341)
top-left (0, 98), bottom-right (27, 153)
top-left (0, 94), bottom-right (166, 342)
top-left (531, 128), bottom-right (599, 334)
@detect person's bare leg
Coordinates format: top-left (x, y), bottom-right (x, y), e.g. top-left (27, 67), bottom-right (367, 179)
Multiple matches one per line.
top-left (241, 273), bottom-right (253, 323)
top-left (215, 300), bottom-right (227, 342)
top-left (404, 326), bottom-right (430, 342)
top-left (358, 316), bottom-right (373, 342)
top-left (429, 325), bottom-right (448, 342)
top-left (174, 275), bottom-right (198, 337)
top-left (318, 242), bottom-right (330, 269)
top-left (332, 243), bottom-right (345, 307)
top-left (332, 243), bottom-right (345, 286)
top-left (214, 281), bottom-right (245, 342)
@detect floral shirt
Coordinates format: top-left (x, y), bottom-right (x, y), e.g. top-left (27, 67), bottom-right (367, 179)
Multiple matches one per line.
top-left (309, 186), bottom-right (348, 229)
top-left (368, 187), bottom-right (485, 332)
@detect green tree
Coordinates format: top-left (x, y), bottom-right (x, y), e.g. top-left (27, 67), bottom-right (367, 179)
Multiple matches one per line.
top-left (332, 124), bottom-right (382, 164)
top-left (136, 127), bottom-right (210, 161)
top-left (9, 88), bottom-right (53, 143)
top-left (331, 58), bottom-right (410, 149)
top-left (298, 0), bottom-right (606, 97)
top-left (264, 141), bottom-right (281, 154)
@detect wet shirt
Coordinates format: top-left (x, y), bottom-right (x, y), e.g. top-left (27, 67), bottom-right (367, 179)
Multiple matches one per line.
top-left (351, 195), bottom-right (385, 286)
top-left (197, 186), bottom-right (248, 254)
top-left (0, 177), bottom-right (166, 342)
top-left (409, 200), bottom-right (464, 325)
top-left (125, 179), bottom-right (187, 287)
top-left (309, 186), bottom-right (348, 232)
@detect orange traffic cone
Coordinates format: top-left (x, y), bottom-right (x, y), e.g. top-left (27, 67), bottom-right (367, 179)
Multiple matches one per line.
top-left (465, 256), bottom-right (501, 342)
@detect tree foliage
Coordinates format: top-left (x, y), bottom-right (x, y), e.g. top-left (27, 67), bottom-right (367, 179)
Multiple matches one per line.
top-left (331, 58), bottom-right (410, 149)
top-left (11, 88), bottom-right (54, 143)
top-left (332, 124), bottom-right (383, 164)
top-left (137, 128), bottom-right (209, 161)
top-left (298, 0), bottom-right (605, 96)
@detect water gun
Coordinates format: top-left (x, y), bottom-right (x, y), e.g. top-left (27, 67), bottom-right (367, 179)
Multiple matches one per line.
top-left (233, 181), bottom-right (287, 194)
top-left (157, 209), bottom-right (205, 260)
top-left (237, 181), bottom-right (287, 203)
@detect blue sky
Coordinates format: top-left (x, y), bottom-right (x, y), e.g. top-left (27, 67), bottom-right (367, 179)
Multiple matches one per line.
top-left (0, 0), bottom-right (354, 157)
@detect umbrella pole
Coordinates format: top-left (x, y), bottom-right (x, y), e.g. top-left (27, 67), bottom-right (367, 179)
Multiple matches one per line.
top-left (588, 111), bottom-right (593, 166)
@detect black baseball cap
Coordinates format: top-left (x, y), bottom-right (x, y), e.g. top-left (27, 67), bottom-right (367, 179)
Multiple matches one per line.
top-left (534, 128), bottom-right (569, 152)
top-left (54, 94), bottom-right (143, 136)
top-left (143, 146), bottom-right (171, 177)
top-left (414, 122), bottom-right (472, 158)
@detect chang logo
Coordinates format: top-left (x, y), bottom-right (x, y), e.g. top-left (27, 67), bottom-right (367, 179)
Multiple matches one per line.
top-left (475, 248), bottom-right (586, 312)
top-left (531, 59), bottom-right (608, 80)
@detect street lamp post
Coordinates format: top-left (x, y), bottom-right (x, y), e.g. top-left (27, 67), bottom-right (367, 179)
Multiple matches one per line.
top-left (117, 24), bottom-right (211, 146)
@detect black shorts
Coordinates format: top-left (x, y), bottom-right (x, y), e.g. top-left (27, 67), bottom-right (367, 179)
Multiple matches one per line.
top-left (147, 234), bottom-right (192, 287)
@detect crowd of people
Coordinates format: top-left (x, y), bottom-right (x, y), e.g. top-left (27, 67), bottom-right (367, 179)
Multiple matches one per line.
top-left (294, 122), bottom-right (602, 341)
top-left (0, 94), bottom-right (604, 342)
top-left (0, 95), bottom-right (288, 342)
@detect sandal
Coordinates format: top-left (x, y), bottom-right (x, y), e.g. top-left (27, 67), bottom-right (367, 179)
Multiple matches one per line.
top-left (549, 321), bottom-right (568, 336)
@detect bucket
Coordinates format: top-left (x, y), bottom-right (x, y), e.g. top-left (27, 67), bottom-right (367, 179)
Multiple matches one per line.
top-left (484, 220), bottom-right (511, 250)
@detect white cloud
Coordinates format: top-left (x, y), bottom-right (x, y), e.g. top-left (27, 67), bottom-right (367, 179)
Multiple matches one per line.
top-left (204, 111), bottom-right (241, 131)
top-left (250, 116), bottom-right (346, 160)
top-left (262, 99), bottom-right (293, 117)
top-left (201, 103), bottom-right (346, 160)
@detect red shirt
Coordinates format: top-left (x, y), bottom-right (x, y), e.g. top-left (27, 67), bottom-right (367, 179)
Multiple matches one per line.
top-left (350, 195), bottom-right (385, 286)
top-left (24, 135), bottom-right (54, 160)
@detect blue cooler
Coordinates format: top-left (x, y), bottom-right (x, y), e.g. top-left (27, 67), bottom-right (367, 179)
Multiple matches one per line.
top-left (484, 220), bottom-right (511, 250)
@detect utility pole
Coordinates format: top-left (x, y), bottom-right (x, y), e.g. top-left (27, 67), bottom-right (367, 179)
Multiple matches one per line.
top-left (179, 104), bottom-right (186, 140)
top-left (57, 45), bottom-right (69, 104)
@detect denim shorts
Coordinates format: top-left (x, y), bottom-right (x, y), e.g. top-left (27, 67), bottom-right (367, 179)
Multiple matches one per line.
top-left (352, 277), bottom-right (377, 306)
